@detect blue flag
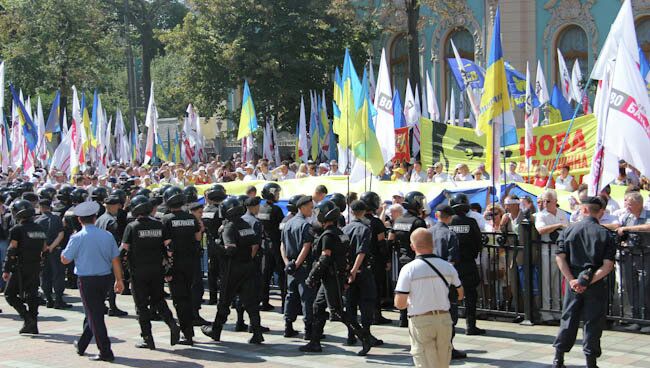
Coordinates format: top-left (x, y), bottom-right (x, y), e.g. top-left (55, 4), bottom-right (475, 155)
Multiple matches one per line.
top-left (505, 62), bottom-right (540, 109)
top-left (45, 91), bottom-right (61, 134)
top-left (392, 88), bottom-right (406, 129)
top-left (9, 84), bottom-right (38, 151)
top-left (447, 58), bottom-right (485, 91)
top-left (550, 85), bottom-right (573, 122)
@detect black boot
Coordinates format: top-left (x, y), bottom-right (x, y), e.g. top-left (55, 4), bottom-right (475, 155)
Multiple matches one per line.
top-left (248, 326), bottom-right (264, 344)
top-left (178, 329), bottom-right (193, 346)
top-left (284, 321), bottom-right (299, 338)
top-left (586, 355), bottom-right (598, 368)
top-left (303, 324), bottom-right (313, 341)
top-left (355, 327), bottom-right (373, 356)
top-left (399, 310), bottom-right (408, 328)
top-left (135, 335), bottom-right (156, 350)
top-left (162, 311), bottom-right (181, 346)
top-left (299, 321), bottom-right (323, 352)
top-left (552, 350), bottom-right (565, 368)
top-left (345, 328), bottom-right (357, 346)
top-left (201, 323), bottom-right (223, 341)
top-left (235, 319), bottom-right (248, 332)
top-left (466, 317), bottom-right (486, 335)
top-left (19, 315), bottom-right (38, 334)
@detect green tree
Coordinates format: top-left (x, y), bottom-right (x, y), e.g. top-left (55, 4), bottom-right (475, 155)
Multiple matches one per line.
top-left (166, 0), bottom-right (379, 133)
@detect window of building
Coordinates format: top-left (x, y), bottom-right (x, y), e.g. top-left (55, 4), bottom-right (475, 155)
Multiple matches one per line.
top-left (444, 28), bottom-right (474, 125)
top-left (637, 16), bottom-right (650, 61)
top-left (390, 34), bottom-right (409, 98)
top-left (555, 25), bottom-right (588, 86)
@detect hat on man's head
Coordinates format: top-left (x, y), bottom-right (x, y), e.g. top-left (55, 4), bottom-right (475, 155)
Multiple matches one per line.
top-left (74, 201), bottom-right (100, 217)
top-left (188, 202), bottom-right (204, 211)
top-left (244, 196), bottom-right (261, 207)
top-left (104, 195), bottom-right (122, 205)
top-left (296, 195), bottom-right (313, 208)
top-left (350, 200), bottom-right (367, 212)
top-left (435, 204), bottom-right (454, 217)
top-left (38, 199), bottom-right (52, 207)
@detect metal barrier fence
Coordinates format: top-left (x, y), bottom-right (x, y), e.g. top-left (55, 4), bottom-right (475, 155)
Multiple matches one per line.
top-left (467, 220), bottom-right (650, 328)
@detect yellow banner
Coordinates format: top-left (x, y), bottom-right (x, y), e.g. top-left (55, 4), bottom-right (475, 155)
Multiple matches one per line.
top-left (423, 114), bottom-right (596, 179)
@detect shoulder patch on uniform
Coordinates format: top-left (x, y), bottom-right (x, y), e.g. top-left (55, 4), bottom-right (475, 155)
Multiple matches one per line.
top-left (393, 223), bottom-right (411, 232)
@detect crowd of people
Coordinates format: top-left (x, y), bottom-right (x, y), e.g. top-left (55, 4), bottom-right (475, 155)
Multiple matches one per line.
top-left (0, 153), bottom-right (648, 367)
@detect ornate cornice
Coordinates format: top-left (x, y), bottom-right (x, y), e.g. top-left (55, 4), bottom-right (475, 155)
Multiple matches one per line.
top-left (542, 0), bottom-right (598, 61)
top-left (632, 0), bottom-right (650, 15)
top-left (428, 1), bottom-right (483, 63)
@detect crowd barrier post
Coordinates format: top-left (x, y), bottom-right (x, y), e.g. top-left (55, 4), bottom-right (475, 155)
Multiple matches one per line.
top-left (519, 219), bottom-right (535, 325)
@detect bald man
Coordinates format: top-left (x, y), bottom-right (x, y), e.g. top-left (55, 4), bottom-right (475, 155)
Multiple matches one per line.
top-left (395, 228), bottom-right (464, 368)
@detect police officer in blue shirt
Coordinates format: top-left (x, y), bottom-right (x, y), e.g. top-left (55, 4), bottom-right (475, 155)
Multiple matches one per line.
top-left (281, 195), bottom-right (316, 339)
top-left (61, 201), bottom-right (124, 362)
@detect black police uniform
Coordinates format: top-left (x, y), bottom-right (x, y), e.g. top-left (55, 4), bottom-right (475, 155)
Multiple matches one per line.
top-left (392, 210), bottom-right (426, 325)
top-left (203, 216), bottom-right (263, 341)
top-left (553, 216), bottom-right (616, 363)
top-left (365, 213), bottom-right (390, 322)
top-left (449, 212), bottom-right (483, 334)
top-left (4, 220), bottom-right (47, 331)
top-left (35, 210), bottom-right (65, 306)
top-left (96, 210), bottom-right (125, 313)
top-left (258, 200), bottom-right (286, 308)
top-left (239, 209), bottom-right (264, 325)
top-left (282, 213), bottom-right (316, 331)
top-left (342, 218), bottom-right (377, 335)
top-left (122, 216), bottom-right (180, 345)
top-left (63, 205), bottom-right (82, 288)
top-left (162, 210), bottom-right (201, 340)
top-left (302, 224), bottom-right (373, 355)
top-left (202, 203), bottom-right (223, 304)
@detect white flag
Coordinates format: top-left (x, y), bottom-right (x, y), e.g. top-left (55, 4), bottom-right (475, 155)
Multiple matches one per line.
top-left (403, 79), bottom-right (419, 127)
top-left (50, 127), bottom-right (71, 174)
top-left (262, 122), bottom-right (273, 161)
top-left (61, 108), bottom-right (68, 137)
top-left (557, 49), bottom-right (573, 102)
top-left (298, 96), bottom-right (309, 163)
top-left (603, 44), bottom-right (650, 181)
top-left (412, 84), bottom-right (421, 156)
top-left (524, 62), bottom-right (535, 159)
top-left (70, 86), bottom-right (81, 178)
top-left (449, 87), bottom-right (456, 126)
top-left (426, 71), bottom-right (440, 122)
top-left (143, 82), bottom-right (158, 165)
top-left (535, 60), bottom-right (550, 105)
top-left (570, 59), bottom-right (583, 103)
top-left (115, 109), bottom-right (129, 164)
top-left (36, 96), bottom-right (47, 165)
top-left (373, 48), bottom-right (395, 164)
top-left (591, 0), bottom-right (639, 80)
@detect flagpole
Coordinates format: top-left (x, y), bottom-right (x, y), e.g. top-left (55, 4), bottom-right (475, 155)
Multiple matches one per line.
top-left (544, 79), bottom-right (593, 187)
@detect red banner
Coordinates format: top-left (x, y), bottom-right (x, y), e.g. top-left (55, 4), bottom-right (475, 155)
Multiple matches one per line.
top-left (393, 127), bottom-right (410, 163)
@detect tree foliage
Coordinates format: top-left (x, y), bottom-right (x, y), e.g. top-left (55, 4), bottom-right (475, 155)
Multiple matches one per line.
top-left (166, 0), bottom-right (380, 132)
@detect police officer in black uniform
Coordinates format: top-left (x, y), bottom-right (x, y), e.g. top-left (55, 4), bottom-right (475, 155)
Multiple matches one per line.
top-left (329, 193), bottom-right (348, 228)
top-left (342, 200), bottom-right (383, 347)
top-left (448, 193), bottom-right (485, 336)
top-left (202, 184), bottom-right (227, 305)
top-left (35, 198), bottom-right (68, 309)
top-left (258, 183), bottom-right (285, 311)
top-left (552, 197), bottom-right (616, 368)
top-left (161, 186), bottom-right (202, 345)
top-left (121, 195), bottom-right (181, 349)
top-left (110, 188), bottom-right (131, 295)
top-left (91, 187), bottom-right (108, 217)
top-left (390, 191), bottom-right (427, 327)
top-left (280, 195), bottom-right (302, 230)
top-left (201, 196), bottom-right (264, 344)
top-left (359, 191), bottom-right (392, 325)
top-left (62, 188), bottom-right (88, 289)
top-left (281, 195), bottom-right (317, 339)
top-left (2, 200), bottom-right (47, 334)
top-left (96, 195), bottom-right (129, 317)
top-left (300, 200), bottom-right (374, 356)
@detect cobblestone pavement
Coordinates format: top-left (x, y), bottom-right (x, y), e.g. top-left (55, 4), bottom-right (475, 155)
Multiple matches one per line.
top-left (1, 289), bottom-right (650, 368)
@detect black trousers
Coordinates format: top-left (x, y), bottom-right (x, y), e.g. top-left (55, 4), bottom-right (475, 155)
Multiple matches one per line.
top-left (372, 258), bottom-right (388, 312)
top-left (345, 270), bottom-right (377, 328)
top-left (130, 268), bottom-right (175, 337)
top-left (621, 251), bottom-right (650, 319)
top-left (284, 265), bottom-right (315, 325)
top-left (5, 265), bottom-right (40, 318)
top-left (553, 280), bottom-right (607, 358)
top-left (170, 263), bottom-right (195, 337)
top-left (191, 255), bottom-right (204, 317)
top-left (207, 246), bottom-right (223, 301)
top-left (212, 258), bottom-right (261, 329)
top-left (77, 275), bottom-right (114, 358)
top-left (261, 244), bottom-right (286, 305)
top-left (41, 249), bottom-right (65, 302)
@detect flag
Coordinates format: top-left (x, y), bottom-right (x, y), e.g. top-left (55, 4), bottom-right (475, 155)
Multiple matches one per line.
top-left (332, 67), bottom-right (343, 131)
top-left (640, 47), bottom-right (650, 97)
top-left (335, 49), bottom-right (362, 149)
top-left (557, 49), bottom-right (573, 102)
top-left (9, 85), bottom-right (38, 151)
top-left (504, 62), bottom-right (539, 109)
top-left (535, 60), bottom-right (550, 126)
top-left (449, 39), bottom-right (481, 117)
top-left (549, 85), bottom-right (573, 123)
top-left (237, 80), bottom-right (258, 140)
top-left (425, 71), bottom-right (440, 122)
top-left (114, 109), bottom-right (128, 164)
top-left (477, 6), bottom-right (517, 189)
top-left (449, 87), bottom-right (456, 125)
top-left (393, 127), bottom-right (410, 163)
top-left (297, 96), bottom-right (309, 163)
top-left (35, 97), bottom-right (47, 164)
top-left (50, 125), bottom-right (71, 175)
top-left (591, 0), bottom-right (638, 80)
top-left (61, 108), bottom-right (68, 136)
top-left (524, 62), bottom-right (535, 159)
top-left (374, 48), bottom-right (395, 164)
top-left (44, 91), bottom-right (61, 141)
top-left (309, 91), bottom-right (319, 160)
top-left (320, 90), bottom-right (331, 157)
top-left (241, 134), bottom-right (255, 162)
top-left (602, 44), bottom-right (650, 182)
top-left (413, 84), bottom-right (422, 156)
top-left (263, 121), bottom-right (273, 161)
top-left (588, 62), bottom-right (619, 196)
top-left (143, 81), bottom-right (158, 165)
top-left (570, 60), bottom-right (583, 103)
top-left (70, 86), bottom-right (81, 178)
top-left (90, 90), bottom-right (100, 149)
top-left (184, 104), bottom-right (199, 163)
top-left (194, 105), bottom-right (204, 161)
top-left (80, 93), bottom-right (91, 163)
top-left (156, 132), bottom-right (168, 162)
top-left (174, 130), bottom-right (181, 163)
top-left (10, 101), bottom-right (22, 168)
top-left (131, 117), bottom-right (140, 163)
top-left (368, 59), bottom-right (376, 103)
top-left (393, 89), bottom-right (406, 128)
top-left (447, 57), bottom-right (485, 91)
top-left (349, 68), bottom-right (384, 175)
top-left (403, 79), bottom-right (419, 127)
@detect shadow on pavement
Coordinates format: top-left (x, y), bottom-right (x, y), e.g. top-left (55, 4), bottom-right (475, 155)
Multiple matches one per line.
top-left (30, 332), bottom-right (126, 345)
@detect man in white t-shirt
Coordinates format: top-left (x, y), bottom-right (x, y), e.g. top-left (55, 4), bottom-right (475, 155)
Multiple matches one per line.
top-left (535, 189), bottom-right (568, 321)
top-left (395, 228), bottom-right (463, 368)
top-left (410, 161), bottom-right (427, 183)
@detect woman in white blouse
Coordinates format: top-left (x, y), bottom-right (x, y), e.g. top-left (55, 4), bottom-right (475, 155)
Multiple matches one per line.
top-left (454, 164), bottom-right (474, 181)
top-left (554, 165), bottom-right (578, 192)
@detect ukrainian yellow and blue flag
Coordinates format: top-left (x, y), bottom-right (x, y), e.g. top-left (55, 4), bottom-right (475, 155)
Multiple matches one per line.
top-left (9, 84), bottom-right (38, 151)
top-left (45, 91), bottom-right (61, 141)
top-left (237, 80), bottom-right (258, 140)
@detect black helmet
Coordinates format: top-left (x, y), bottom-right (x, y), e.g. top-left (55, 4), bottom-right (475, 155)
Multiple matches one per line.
top-left (183, 186), bottom-right (198, 203)
top-left (237, 194), bottom-right (249, 204)
top-left (329, 193), bottom-right (347, 212)
top-left (110, 188), bottom-right (127, 205)
top-left (71, 188), bottom-right (89, 204)
top-left (17, 181), bottom-right (34, 195)
top-left (449, 193), bottom-right (470, 214)
top-left (221, 197), bottom-right (246, 220)
top-left (404, 191), bottom-right (427, 213)
top-left (205, 184), bottom-right (227, 202)
top-left (287, 194), bottom-right (302, 214)
top-left (38, 187), bottom-right (57, 201)
top-left (11, 199), bottom-right (35, 220)
top-left (21, 192), bottom-right (39, 203)
top-left (360, 191), bottom-right (381, 212)
top-left (261, 183), bottom-right (281, 201)
top-left (135, 188), bottom-right (152, 198)
top-left (91, 187), bottom-right (108, 203)
top-left (315, 200), bottom-right (340, 224)
top-left (57, 185), bottom-right (74, 201)
top-left (163, 186), bottom-right (186, 208)
top-left (159, 184), bottom-right (172, 196)
top-left (129, 195), bottom-right (153, 217)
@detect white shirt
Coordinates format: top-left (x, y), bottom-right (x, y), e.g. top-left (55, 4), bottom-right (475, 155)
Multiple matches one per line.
top-left (326, 170), bottom-right (343, 176)
top-left (433, 172), bottom-right (450, 183)
top-left (257, 172), bottom-right (273, 181)
top-left (535, 209), bottom-right (569, 242)
top-left (243, 174), bottom-right (257, 181)
top-left (505, 171), bottom-right (524, 183)
top-left (467, 210), bottom-right (486, 231)
top-left (278, 171), bottom-right (296, 181)
top-left (410, 170), bottom-right (426, 183)
top-left (395, 256), bottom-right (461, 316)
top-left (554, 175), bottom-right (574, 191)
top-left (606, 198), bottom-right (620, 215)
top-left (455, 173), bottom-right (474, 181)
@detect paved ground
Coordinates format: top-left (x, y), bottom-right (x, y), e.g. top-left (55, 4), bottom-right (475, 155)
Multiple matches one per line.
top-left (1, 289), bottom-right (650, 368)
